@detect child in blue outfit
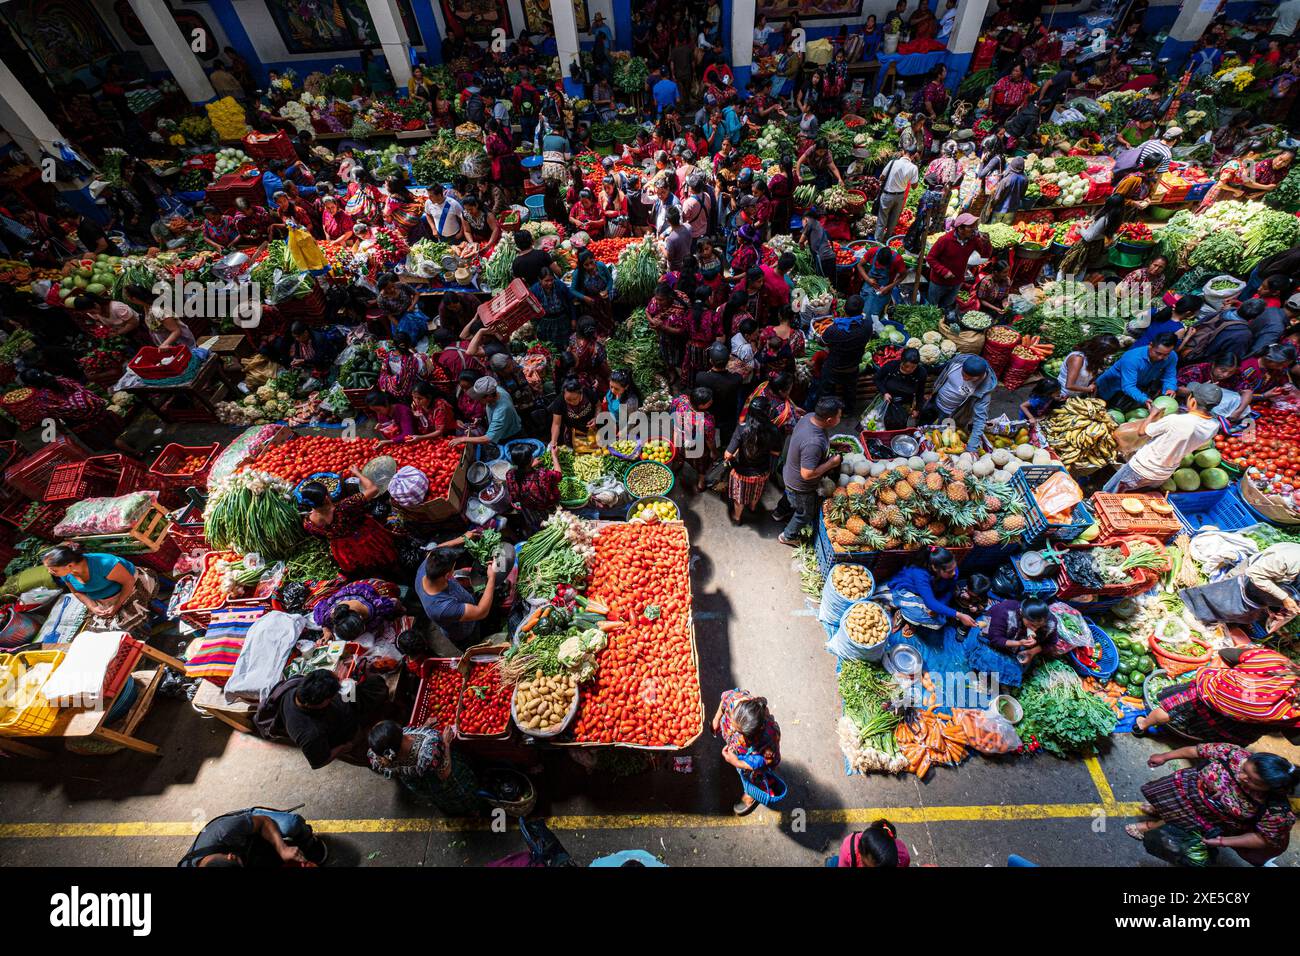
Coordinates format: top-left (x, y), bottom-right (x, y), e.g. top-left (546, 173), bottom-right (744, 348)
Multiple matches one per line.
top-left (1019, 379), bottom-right (1063, 424)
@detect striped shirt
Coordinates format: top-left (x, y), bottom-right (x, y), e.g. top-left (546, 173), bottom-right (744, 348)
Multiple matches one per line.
top-left (1194, 647), bottom-right (1300, 724)
top-left (1136, 139), bottom-right (1173, 173)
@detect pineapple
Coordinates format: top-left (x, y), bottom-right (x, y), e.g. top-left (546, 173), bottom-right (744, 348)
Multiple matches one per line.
top-left (877, 485), bottom-right (899, 506)
top-left (945, 481), bottom-right (969, 503)
top-left (925, 471), bottom-right (945, 493)
top-left (924, 461), bottom-right (942, 474)
top-left (896, 466), bottom-right (914, 482)
top-left (894, 479), bottom-right (916, 501)
top-left (973, 528), bottom-right (1002, 547)
top-left (927, 520), bottom-right (947, 536)
top-left (847, 482), bottom-right (866, 496)
top-left (846, 516), bottom-right (867, 535)
top-left (947, 467), bottom-right (968, 483)
top-left (858, 527), bottom-right (889, 551)
top-left (912, 513), bottom-right (930, 528)
top-left (869, 512), bottom-right (888, 531)
top-left (832, 528), bottom-right (858, 547)
top-left (1001, 513), bottom-right (1027, 534)
top-left (883, 505), bottom-right (906, 528)
top-left (984, 493), bottom-right (1003, 513)
top-left (977, 514), bottom-right (998, 532)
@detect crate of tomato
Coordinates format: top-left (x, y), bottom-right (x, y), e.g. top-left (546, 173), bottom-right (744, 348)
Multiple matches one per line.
top-left (410, 658), bottom-right (465, 728)
top-left (150, 442), bottom-right (221, 493)
top-left (455, 647), bottom-right (514, 739)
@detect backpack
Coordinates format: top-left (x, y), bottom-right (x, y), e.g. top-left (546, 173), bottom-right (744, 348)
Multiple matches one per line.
top-left (1176, 310), bottom-right (1235, 362)
top-left (253, 676), bottom-right (303, 740)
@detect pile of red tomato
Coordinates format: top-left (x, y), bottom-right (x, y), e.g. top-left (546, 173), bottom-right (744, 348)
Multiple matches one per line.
top-left (411, 664), bottom-right (462, 728)
top-left (246, 435), bottom-right (464, 497)
top-left (1216, 411), bottom-right (1300, 505)
top-left (584, 236), bottom-right (638, 263)
top-left (572, 523), bottom-right (702, 748)
top-left (180, 550), bottom-right (238, 611)
top-left (457, 661), bottom-right (512, 735)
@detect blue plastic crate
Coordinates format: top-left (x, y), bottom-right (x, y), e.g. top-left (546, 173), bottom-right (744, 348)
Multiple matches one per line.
top-left (1067, 619), bottom-right (1120, 683)
top-left (1011, 465), bottom-right (1092, 542)
top-left (814, 516), bottom-right (875, 578)
top-left (1169, 486), bottom-right (1253, 534)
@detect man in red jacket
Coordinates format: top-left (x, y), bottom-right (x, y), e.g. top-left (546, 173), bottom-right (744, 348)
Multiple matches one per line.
top-left (925, 213), bottom-right (992, 312)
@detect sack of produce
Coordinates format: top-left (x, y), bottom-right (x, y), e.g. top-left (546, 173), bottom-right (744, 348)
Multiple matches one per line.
top-left (54, 492), bottom-right (159, 538)
top-left (938, 318), bottom-right (985, 355)
top-left (826, 599), bottom-right (890, 662)
top-left (819, 564), bottom-right (874, 628)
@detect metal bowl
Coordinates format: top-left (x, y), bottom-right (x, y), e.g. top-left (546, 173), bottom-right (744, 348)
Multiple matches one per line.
top-left (890, 435), bottom-right (919, 458)
top-left (467, 461), bottom-right (491, 487)
top-left (884, 644), bottom-right (923, 678)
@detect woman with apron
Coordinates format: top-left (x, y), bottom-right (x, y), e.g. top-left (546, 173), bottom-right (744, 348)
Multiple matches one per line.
top-left (570, 251), bottom-right (615, 336)
top-left (857, 245), bottom-right (906, 323)
top-left (43, 543), bottom-right (158, 639)
top-left (459, 194), bottom-right (499, 247)
top-left (549, 377), bottom-right (602, 460)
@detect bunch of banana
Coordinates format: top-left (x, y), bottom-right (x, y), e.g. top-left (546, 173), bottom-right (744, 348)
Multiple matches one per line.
top-left (1044, 397), bottom-right (1117, 468)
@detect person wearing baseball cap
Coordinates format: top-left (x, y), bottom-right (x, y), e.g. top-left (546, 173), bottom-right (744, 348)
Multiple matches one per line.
top-left (919, 354), bottom-right (998, 453)
top-left (1103, 384), bottom-right (1222, 494)
top-left (924, 213), bottom-right (992, 311)
top-left (450, 375), bottom-right (522, 447)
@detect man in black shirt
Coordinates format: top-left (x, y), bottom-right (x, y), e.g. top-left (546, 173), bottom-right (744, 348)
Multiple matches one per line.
top-left (694, 343), bottom-right (743, 445)
top-left (75, 214), bottom-right (120, 255)
top-left (179, 808), bottom-right (328, 867)
top-left (873, 347), bottom-right (928, 430)
top-left (277, 669), bottom-right (385, 770)
top-left (511, 228), bottom-right (560, 284)
top-left (818, 294), bottom-right (871, 414)
top-left (1039, 64), bottom-right (1082, 106)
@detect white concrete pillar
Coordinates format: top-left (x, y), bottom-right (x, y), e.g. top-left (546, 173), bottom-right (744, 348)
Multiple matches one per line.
top-left (1168, 0), bottom-right (1217, 43)
top-left (946, 0), bottom-right (991, 55)
top-left (553, 0), bottom-right (583, 96)
top-left (731, 0), bottom-right (755, 83)
top-left (365, 0), bottom-right (413, 88)
top-left (128, 0), bottom-right (216, 104)
top-left (0, 59), bottom-right (68, 165)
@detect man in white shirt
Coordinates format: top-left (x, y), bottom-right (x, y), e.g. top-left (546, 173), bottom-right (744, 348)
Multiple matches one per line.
top-left (1273, 0), bottom-right (1300, 37)
top-left (1103, 383), bottom-right (1222, 493)
top-left (874, 146), bottom-right (920, 242)
top-left (422, 183), bottom-right (464, 241)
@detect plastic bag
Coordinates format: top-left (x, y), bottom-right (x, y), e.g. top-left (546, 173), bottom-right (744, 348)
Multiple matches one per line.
top-left (858, 395), bottom-right (890, 433)
top-left (53, 491), bottom-right (159, 538)
top-left (1113, 419), bottom-right (1148, 461)
top-left (954, 708), bottom-right (1022, 754)
top-left (1050, 604), bottom-right (1093, 651)
top-left (585, 474), bottom-right (627, 510)
top-left (286, 224), bottom-right (326, 271)
top-left (1032, 470), bottom-right (1083, 521)
top-left (1142, 824), bottom-right (1217, 867)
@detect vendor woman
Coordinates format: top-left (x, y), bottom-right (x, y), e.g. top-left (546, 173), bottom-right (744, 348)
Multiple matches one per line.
top-left (43, 542), bottom-right (157, 638)
top-left (966, 597), bottom-right (1061, 689)
top-left (1128, 744), bottom-right (1298, 865)
top-left (1135, 644), bottom-right (1300, 746)
top-left (548, 376), bottom-right (601, 466)
top-left (1181, 540), bottom-right (1300, 630)
top-left (301, 466), bottom-right (399, 575)
top-left (312, 578), bottom-right (404, 638)
top-left (880, 547), bottom-right (979, 633)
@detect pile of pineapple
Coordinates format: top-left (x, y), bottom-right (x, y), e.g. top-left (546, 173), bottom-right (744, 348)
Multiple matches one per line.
top-left (823, 457), bottom-right (1029, 553)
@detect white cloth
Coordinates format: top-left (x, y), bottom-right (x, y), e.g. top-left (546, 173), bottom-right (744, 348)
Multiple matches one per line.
top-left (223, 610), bottom-right (307, 704)
top-left (1128, 412), bottom-right (1221, 482)
top-left (1245, 543), bottom-right (1300, 603)
top-left (39, 631), bottom-right (132, 707)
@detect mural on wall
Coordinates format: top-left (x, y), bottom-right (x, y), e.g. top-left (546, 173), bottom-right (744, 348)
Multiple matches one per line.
top-left (757, 0), bottom-right (864, 21)
top-left (0, 0), bottom-right (119, 76)
top-left (264, 0), bottom-right (422, 53)
top-left (522, 0), bottom-right (590, 35)
top-left (439, 0), bottom-right (512, 41)
top-left (111, 1), bottom-right (219, 60)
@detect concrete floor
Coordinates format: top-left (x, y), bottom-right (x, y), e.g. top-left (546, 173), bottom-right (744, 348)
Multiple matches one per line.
top-left (1, 415), bottom-right (1297, 867)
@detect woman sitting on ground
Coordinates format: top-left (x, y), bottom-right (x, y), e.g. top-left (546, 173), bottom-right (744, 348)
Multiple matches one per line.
top-left (367, 719), bottom-right (485, 815)
top-left (311, 579), bottom-right (404, 638)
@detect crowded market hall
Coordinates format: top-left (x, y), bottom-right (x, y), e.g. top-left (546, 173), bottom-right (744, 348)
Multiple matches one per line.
top-left (6, 0), bottom-right (1300, 877)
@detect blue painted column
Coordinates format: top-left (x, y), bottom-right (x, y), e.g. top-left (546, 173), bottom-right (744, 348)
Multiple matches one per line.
top-left (410, 0), bottom-right (442, 66)
top-left (613, 0), bottom-right (632, 51)
top-left (730, 0), bottom-right (754, 91)
top-left (206, 0), bottom-right (264, 86)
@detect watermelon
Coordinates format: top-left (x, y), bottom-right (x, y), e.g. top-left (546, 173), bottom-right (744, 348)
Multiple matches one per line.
top-left (1152, 395), bottom-right (1179, 415)
top-left (1172, 468), bottom-right (1201, 491)
top-left (1126, 408), bottom-right (1149, 422)
top-left (1108, 409), bottom-right (1127, 425)
top-left (1160, 478), bottom-right (1178, 491)
top-left (1201, 467), bottom-right (1229, 490)
top-left (1194, 448), bottom-right (1222, 470)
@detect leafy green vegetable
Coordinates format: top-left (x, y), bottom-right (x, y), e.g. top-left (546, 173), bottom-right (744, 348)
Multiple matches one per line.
top-left (606, 307), bottom-right (666, 395)
top-left (1019, 660), bottom-right (1118, 757)
top-left (1265, 167), bottom-right (1300, 214)
top-left (465, 529), bottom-right (503, 568)
top-left (892, 304), bottom-right (944, 341)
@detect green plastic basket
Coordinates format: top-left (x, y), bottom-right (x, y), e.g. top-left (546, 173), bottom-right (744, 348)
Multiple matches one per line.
top-left (624, 460), bottom-right (676, 499)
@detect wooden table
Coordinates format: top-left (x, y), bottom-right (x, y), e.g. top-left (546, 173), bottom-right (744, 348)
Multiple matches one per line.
top-left (123, 356), bottom-right (237, 423)
top-left (0, 643), bottom-right (187, 758)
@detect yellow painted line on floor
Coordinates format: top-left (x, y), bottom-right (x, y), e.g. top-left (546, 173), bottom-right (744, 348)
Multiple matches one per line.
top-left (0, 801), bottom-right (1147, 840)
top-left (1083, 755), bottom-right (1120, 813)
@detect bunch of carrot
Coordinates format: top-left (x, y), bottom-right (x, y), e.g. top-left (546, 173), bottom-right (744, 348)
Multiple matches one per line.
top-left (895, 709), bottom-right (968, 779)
top-left (1080, 676), bottom-right (1140, 714)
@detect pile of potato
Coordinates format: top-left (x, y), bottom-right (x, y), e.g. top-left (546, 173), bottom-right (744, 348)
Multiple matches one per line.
top-left (845, 602), bottom-right (889, 647)
top-left (514, 671), bottom-right (578, 732)
top-left (831, 564), bottom-right (874, 600)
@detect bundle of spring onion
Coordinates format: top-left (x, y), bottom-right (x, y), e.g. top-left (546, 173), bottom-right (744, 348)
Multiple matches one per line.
top-left (613, 238), bottom-right (663, 302)
top-left (205, 470), bottom-right (304, 560)
top-left (516, 511), bottom-right (595, 599)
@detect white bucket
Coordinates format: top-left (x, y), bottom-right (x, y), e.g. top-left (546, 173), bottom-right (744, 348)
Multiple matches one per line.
top-left (988, 694), bottom-right (1023, 725)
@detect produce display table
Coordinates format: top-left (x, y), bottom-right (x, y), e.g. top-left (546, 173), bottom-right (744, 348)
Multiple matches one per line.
top-left (0, 643), bottom-right (187, 759)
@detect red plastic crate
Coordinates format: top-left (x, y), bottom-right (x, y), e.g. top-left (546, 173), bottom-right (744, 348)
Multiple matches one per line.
top-left (476, 279), bottom-right (542, 337)
top-left (409, 658), bottom-right (464, 727)
top-left (149, 442), bottom-right (220, 490)
top-left (128, 345), bottom-right (193, 381)
top-left (0, 498), bottom-right (67, 540)
top-left (242, 130), bottom-right (296, 163)
top-left (3, 437), bottom-right (89, 499)
top-left (43, 460), bottom-right (117, 503)
top-left (93, 454), bottom-right (157, 497)
top-left (0, 440), bottom-right (18, 472)
top-left (170, 501), bottom-right (209, 560)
